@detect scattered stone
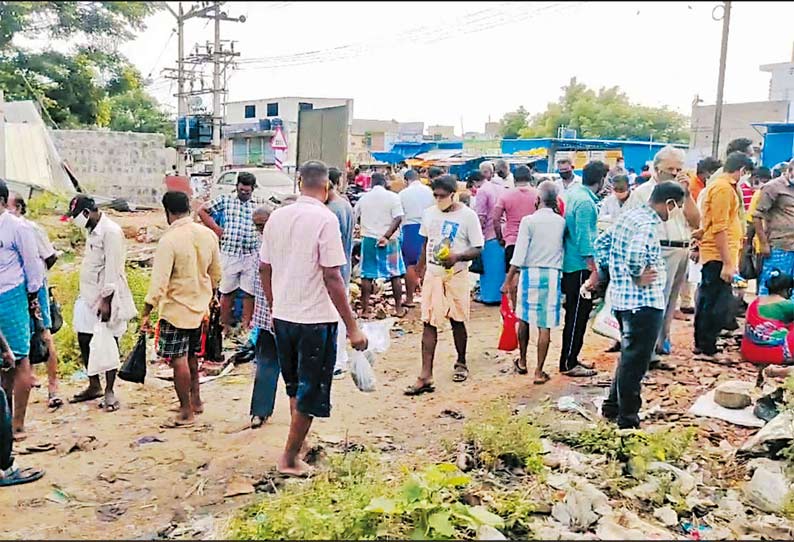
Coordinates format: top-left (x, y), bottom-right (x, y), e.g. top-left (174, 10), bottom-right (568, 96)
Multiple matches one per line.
top-left (653, 505), bottom-right (678, 527)
top-left (743, 460), bottom-right (790, 513)
top-left (714, 381), bottom-right (753, 409)
top-left (223, 477), bottom-right (256, 498)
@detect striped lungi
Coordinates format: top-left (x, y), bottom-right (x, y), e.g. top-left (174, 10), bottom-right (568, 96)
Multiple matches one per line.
top-left (360, 236), bottom-right (406, 280)
top-left (0, 283), bottom-right (32, 361)
top-left (517, 267), bottom-right (562, 329)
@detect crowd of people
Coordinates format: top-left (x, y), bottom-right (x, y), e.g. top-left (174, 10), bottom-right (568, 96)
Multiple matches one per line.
top-left (1, 136), bottom-right (790, 484)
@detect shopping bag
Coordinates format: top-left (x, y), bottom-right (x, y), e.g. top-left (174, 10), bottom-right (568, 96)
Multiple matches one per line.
top-left (739, 241), bottom-right (758, 280)
top-left (591, 297), bottom-right (621, 343)
top-left (497, 294), bottom-right (518, 351)
top-left (87, 323), bottom-right (120, 376)
top-left (469, 254), bottom-right (484, 275)
top-left (118, 333), bottom-right (147, 384)
top-left (29, 307), bottom-right (49, 364)
top-left (350, 350), bottom-right (376, 392)
top-left (204, 301), bottom-right (224, 363)
top-left (49, 287), bottom-right (63, 335)
top-left (360, 319), bottom-right (392, 354)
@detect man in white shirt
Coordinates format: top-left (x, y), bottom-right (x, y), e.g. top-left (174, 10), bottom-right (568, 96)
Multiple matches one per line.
top-left (354, 172), bottom-right (407, 318)
top-left (554, 157), bottom-right (582, 198)
top-left (399, 170), bottom-right (434, 307)
top-left (625, 146), bottom-right (700, 363)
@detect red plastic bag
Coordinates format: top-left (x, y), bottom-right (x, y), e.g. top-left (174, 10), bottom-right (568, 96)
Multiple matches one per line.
top-left (498, 294), bottom-right (519, 351)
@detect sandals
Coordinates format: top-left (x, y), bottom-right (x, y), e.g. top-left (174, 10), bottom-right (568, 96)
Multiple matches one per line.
top-left (160, 417), bottom-right (195, 429)
top-left (564, 365), bottom-right (597, 378)
top-left (69, 389), bottom-right (103, 404)
top-left (251, 416), bottom-right (267, 429)
top-left (452, 364), bottom-right (469, 383)
top-left (0, 466), bottom-right (44, 487)
top-left (533, 372), bottom-right (551, 385)
top-left (393, 307), bottom-right (409, 319)
top-left (47, 394), bottom-right (63, 410)
top-left (98, 399), bottom-right (120, 412)
top-left (404, 381), bottom-right (435, 396)
top-left (513, 359), bottom-right (528, 375)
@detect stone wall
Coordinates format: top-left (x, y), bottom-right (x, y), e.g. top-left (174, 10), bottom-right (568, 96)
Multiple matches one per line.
top-left (50, 129), bottom-right (175, 206)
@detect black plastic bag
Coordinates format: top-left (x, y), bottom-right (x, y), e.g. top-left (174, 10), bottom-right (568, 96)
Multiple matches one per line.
top-left (118, 333), bottom-right (147, 384)
top-left (469, 254), bottom-right (484, 275)
top-left (204, 302), bottom-right (224, 363)
top-left (49, 287), bottom-right (63, 335)
top-left (29, 308), bottom-right (49, 365)
top-left (230, 341), bottom-right (255, 365)
top-left (754, 387), bottom-right (784, 423)
top-left (739, 242), bottom-right (758, 281)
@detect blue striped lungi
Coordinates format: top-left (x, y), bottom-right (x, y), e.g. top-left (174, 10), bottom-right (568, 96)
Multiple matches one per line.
top-left (360, 236), bottom-right (406, 280)
top-left (0, 283), bottom-right (32, 361)
top-left (518, 267), bottom-right (562, 329)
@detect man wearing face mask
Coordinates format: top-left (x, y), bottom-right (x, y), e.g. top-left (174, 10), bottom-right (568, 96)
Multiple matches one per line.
top-left (696, 152), bottom-right (754, 360)
top-left (68, 195), bottom-right (137, 412)
top-left (198, 172), bottom-right (263, 337)
top-left (596, 181), bottom-right (684, 429)
top-left (598, 175), bottom-right (631, 226)
top-left (494, 159), bottom-right (515, 189)
top-left (554, 157), bottom-right (582, 198)
top-left (140, 192), bottom-right (221, 427)
top-left (625, 146), bottom-right (700, 360)
top-left (405, 175), bottom-right (484, 393)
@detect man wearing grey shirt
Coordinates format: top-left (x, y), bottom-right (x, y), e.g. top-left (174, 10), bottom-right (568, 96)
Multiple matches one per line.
top-left (503, 181), bottom-right (566, 384)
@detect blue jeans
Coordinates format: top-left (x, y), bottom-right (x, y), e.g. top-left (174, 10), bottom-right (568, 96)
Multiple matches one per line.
top-left (250, 330), bottom-right (279, 419)
top-left (602, 307), bottom-right (664, 429)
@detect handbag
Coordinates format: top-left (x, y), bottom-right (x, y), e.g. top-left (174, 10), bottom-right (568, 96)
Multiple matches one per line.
top-left (29, 307), bottom-right (50, 364)
top-left (49, 287), bottom-right (63, 334)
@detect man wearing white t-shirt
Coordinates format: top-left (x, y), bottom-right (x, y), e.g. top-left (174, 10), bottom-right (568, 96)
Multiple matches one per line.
top-left (354, 172), bottom-right (406, 318)
top-left (399, 170), bottom-right (435, 307)
top-left (625, 146), bottom-right (700, 362)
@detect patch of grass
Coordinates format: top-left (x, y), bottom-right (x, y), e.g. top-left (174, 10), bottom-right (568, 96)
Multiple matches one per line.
top-left (27, 192), bottom-right (69, 219)
top-left (486, 487), bottom-right (537, 538)
top-left (463, 400), bottom-right (545, 473)
top-left (48, 265), bottom-right (151, 376)
top-left (549, 422), bottom-right (695, 476)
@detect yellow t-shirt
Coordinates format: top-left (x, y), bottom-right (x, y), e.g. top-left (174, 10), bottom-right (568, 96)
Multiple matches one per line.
top-left (700, 174), bottom-right (743, 268)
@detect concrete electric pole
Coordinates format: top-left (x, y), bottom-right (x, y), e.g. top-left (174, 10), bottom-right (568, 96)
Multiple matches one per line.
top-left (163, 1), bottom-right (243, 175)
top-left (711, 1), bottom-right (731, 158)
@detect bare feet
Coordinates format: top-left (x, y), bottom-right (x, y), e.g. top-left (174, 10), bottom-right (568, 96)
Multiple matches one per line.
top-left (277, 456), bottom-right (313, 478)
top-left (12, 428), bottom-right (27, 442)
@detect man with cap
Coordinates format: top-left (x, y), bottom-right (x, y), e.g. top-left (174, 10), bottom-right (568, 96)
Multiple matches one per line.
top-left (67, 195), bottom-right (137, 412)
top-left (0, 179), bottom-right (44, 440)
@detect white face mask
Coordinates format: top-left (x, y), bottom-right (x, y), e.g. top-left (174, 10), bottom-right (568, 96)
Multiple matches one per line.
top-left (665, 199), bottom-right (683, 223)
top-left (72, 211), bottom-right (89, 229)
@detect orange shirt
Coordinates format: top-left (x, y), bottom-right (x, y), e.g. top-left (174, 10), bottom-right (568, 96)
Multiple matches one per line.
top-left (699, 174), bottom-right (743, 268)
top-left (689, 172), bottom-right (706, 204)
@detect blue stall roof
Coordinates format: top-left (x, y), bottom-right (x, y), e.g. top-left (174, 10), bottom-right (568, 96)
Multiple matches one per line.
top-left (371, 152), bottom-right (406, 164)
top-left (752, 122), bottom-right (794, 134)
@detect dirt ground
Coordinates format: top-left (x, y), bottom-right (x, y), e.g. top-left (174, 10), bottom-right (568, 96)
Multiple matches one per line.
top-left (1, 293), bottom-right (626, 539)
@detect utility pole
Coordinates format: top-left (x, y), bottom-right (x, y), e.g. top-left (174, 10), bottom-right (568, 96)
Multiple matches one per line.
top-left (164, 1), bottom-right (244, 175)
top-left (711, 1), bottom-right (731, 158)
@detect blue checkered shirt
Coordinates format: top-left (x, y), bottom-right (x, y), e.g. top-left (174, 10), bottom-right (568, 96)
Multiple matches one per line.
top-left (205, 194), bottom-right (264, 256)
top-left (595, 205), bottom-right (666, 312)
top-left (252, 269), bottom-right (272, 332)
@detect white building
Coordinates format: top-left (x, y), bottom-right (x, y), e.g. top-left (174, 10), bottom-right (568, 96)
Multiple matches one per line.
top-left (760, 50), bottom-right (794, 121)
top-left (224, 96), bottom-right (353, 170)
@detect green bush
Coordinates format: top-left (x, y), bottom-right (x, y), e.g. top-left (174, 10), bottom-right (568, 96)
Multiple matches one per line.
top-left (48, 265), bottom-right (151, 376)
top-left (27, 192), bottom-right (69, 219)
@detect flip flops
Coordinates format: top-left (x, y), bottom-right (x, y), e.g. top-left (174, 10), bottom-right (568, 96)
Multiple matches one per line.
top-left (533, 372), bottom-right (551, 385)
top-left (0, 466), bottom-right (44, 487)
top-left (98, 399), bottom-right (120, 412)
top-left (452, 364), bottom-right (469, 383)
top-left (564, 365), bottom-right (597, 378)
top-left (404, 381), bottom-right (435, 396)
top-left (69, 390), bottom-right (103, 404)
top-left (161, 417), bottom-right (195, 429)
top-left (47, 394), bottom-right (63, 410)
top-left (513, 359), bottom-right (528, 375)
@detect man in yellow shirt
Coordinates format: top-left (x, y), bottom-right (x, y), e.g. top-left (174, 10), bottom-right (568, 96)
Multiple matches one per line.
top-left (696, 152), bottom-right (753, 359)
top-left (141, 191), bottom-right (222, 428)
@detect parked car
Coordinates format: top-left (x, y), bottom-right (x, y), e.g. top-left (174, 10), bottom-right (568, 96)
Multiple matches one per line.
top-left (210, 167), bottom-right (296, 202)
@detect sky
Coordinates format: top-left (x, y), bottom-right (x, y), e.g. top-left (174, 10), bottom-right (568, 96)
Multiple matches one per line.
top-left (121, 1), bottom-right (794, 135)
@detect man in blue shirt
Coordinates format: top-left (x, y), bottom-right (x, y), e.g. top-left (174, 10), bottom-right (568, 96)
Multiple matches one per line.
top-left (560, 161), bottom-right (608, 377)
top-left (596, 181), bottom-right (685, 428)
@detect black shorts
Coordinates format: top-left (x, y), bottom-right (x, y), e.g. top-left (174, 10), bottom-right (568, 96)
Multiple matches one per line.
top-left (273, 319), bottom-right (338, 418)
top-left (156, 320), bottom-right (202, 360)
top-left (505, 244), bottom-right (516, 268)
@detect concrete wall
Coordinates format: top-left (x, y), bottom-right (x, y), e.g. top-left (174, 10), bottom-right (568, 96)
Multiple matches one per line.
top-left (689, 100), bottom-right (789, 158)
top-left (51, 129), bottom-right (172, 205)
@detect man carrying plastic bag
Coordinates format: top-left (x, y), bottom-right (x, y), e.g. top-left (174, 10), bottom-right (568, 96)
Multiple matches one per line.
top-left (67, 196), bottom-right (136, 413)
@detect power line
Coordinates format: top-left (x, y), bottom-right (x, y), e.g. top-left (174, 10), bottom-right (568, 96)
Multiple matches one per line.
top-left (146, 28), bottom-right (176, 79)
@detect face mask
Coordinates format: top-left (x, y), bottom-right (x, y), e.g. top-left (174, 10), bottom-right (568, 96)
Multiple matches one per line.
top-left (72, 211), bottom-right (89, 229)
top-left (437, 196), bottom-right (454, 211)
top-left (560, 171), bottom-right (573, 181)
top-left (665, 199), bottom-right (683, 222)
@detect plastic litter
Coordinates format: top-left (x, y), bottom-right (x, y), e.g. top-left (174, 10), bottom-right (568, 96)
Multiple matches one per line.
top-left (350, 350), bottom-right (376, 392)
top-left (360, 319), bottom-right (392, 354)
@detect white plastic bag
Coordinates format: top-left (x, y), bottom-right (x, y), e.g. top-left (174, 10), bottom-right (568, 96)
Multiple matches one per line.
top-left (350, 350), bottom-right (376, 392)
top-left (360, 318), bottom-right (392, 354)
top-left (591, 296), bottom-right (621, 343)
top-left (87, 323), bottom-right (120, 376)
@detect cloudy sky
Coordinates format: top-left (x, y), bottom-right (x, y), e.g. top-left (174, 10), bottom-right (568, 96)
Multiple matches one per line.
top-left (123, 1), bottom-right (794, 134)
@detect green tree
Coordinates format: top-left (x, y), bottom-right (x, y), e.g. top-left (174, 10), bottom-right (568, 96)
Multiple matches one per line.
top-left (519, 78), bottom-right (689, 143)
top-left (498, 106), bottom-right (529, 139)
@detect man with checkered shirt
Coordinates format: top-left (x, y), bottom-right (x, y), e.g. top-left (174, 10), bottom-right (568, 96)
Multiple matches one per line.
top-left (595, 181), bottom-right (685, 429)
